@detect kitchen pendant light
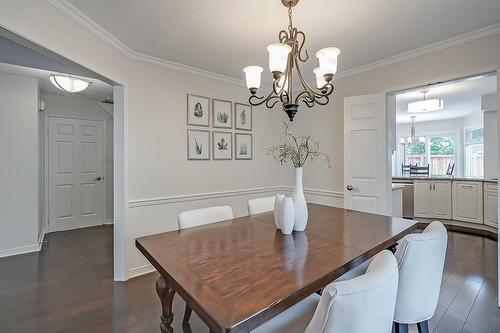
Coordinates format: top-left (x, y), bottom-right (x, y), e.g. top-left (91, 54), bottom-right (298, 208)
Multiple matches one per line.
top-left (407, 90), bottom-right (443, 113)
top-left (49, 74), bottom-right (90, 93)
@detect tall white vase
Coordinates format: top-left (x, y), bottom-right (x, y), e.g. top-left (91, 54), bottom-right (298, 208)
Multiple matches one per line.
top-left (292, 167), bottom-right (308, 231)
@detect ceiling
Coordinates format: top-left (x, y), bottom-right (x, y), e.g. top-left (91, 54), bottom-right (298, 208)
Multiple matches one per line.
top-left (0, 62), bottom-right (113, 101)
top-left (65, 0), bottom-right (500, 81)
top-left (395, 74), bottom-right (497, 124)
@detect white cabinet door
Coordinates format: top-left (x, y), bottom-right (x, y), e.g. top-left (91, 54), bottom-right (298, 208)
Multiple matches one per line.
top-left (452, 181), bottom-right (483, 224)
top-left (49, 117), bottom-right (105, 232)
top-left (433, 181), bottom-right (452, 219)
top-left (414, 181), bottom-right (433, 218)
top-left (484, 182), bottom-right (498, 228)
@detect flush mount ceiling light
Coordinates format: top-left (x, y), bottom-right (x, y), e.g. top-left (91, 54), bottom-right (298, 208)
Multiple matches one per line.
top-left (407, 90), bottom-right (443, 113)
top-left (243, 0), bottom-right (340, 121)
top-left (49, 74), bottom-right (90, 93)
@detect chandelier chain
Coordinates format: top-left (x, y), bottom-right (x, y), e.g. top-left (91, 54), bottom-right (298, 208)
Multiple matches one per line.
top-left (288, 5), bottom-right (293, 31)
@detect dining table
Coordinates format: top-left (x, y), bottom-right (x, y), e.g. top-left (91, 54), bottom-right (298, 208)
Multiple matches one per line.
top-left (135, 203), bottom-right (418, 333)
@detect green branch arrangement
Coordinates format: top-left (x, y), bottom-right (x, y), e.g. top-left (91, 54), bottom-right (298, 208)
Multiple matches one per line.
top-left (266, 122), bottom-right (332, 168)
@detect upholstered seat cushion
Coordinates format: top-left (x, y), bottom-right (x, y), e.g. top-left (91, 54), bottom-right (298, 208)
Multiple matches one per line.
top-left (251, 294), bottom-right (321, 333)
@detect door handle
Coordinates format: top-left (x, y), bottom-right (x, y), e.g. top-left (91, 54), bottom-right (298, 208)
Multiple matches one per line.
top-left (346, 184), bottom-right (358, 191)
top-left (96, 176), bottom-right (103, 181)
top-left (433, 183), bottom-right (436, 190)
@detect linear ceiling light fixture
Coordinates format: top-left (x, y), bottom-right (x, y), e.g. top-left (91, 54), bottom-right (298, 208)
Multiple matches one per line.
top-left (243, 0), bottom-right (341, 121)
top-left (49, 74), bottom-right (90, 93)
top-left (407, 90), bottom-right (443, 113)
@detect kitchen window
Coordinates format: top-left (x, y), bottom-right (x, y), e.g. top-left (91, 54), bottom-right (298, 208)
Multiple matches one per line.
top-left (465, 128), bottom-right (484, 178)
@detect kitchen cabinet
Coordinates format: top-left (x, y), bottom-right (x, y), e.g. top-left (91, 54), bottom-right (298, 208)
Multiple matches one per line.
top-left (452, 181), bottom-right (483, 224)
top-left (414, 180), bottom-right (451, 219)
top-left (484, 182), bottom-right (498, 228)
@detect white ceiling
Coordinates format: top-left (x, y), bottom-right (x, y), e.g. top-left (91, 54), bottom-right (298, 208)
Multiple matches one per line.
top-left (395, 75), bottom-right (497, 124)
top-left (65, 0), bottom-right (500, 81)
top-left (0, 63), bottom-right (113, 101)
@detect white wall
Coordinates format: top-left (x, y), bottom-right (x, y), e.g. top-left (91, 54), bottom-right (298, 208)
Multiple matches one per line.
top-left (291, 32), bottom-right (500, 194)
top-left (1, 1), bottom-right (498, 279)
top-left (0, 72), bottom-right (41, 257)
top-left (42, 93), bottom-right (114, 222)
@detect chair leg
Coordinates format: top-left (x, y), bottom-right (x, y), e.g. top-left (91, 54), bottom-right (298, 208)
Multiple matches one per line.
top-left (182, 304), bottom-right (192, 326)
top-left (394, 322), bottom-right (409, 333)
top-left (417, 321), bottom-right (429, 333)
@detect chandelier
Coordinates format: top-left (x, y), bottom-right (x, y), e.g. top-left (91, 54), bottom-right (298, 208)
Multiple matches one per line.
top-left (243, 0), bottom-right (341, 121)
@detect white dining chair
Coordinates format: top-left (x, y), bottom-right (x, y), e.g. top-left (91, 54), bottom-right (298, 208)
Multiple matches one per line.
top-left (177, 205), bottom-right (234, 326)
top-left (393, 221), bottom-right (448, 333)
top-left (252, 250), bottom-right (399, 333)
top-left (177, 205), bottom-right (234, 230)
top-left (248, 196), bottom-right (276, 215)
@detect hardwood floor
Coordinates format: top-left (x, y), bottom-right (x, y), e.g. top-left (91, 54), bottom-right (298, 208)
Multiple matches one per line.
top-left (0, 225), bottom-right (498, 333)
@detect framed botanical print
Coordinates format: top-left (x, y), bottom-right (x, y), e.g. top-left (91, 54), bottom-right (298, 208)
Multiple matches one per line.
top-left (235, 133), bottom-right (252, 160)
top-left (212, 131), bottom-right (232, 160)
top-left (187, 129), bottom-right (210, 160)
top-left (235, 103), bottom-right (252, 131)
top-left (212, 99), bottom-right (232, 129)
top-left (187, 94), bottom-right (209, 126)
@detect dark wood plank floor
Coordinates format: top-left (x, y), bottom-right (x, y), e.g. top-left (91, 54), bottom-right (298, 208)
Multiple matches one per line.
top-left (0, 226), bottom-right (498, 333)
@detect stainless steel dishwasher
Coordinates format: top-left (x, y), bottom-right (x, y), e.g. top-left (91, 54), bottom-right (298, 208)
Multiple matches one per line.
top-left (393, 180), bottom-right (414, 218)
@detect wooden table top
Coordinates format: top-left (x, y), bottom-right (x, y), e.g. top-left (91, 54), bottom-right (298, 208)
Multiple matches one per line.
top-left (136, 204), bottom-right (418, 332)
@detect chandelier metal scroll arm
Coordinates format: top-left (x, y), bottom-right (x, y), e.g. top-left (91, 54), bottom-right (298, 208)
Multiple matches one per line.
top-left (295, 30), bottom-right (309, 62)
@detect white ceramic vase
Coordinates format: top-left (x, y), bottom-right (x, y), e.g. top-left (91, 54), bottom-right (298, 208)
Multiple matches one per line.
top-left (292, 167), bottom-right (308, 231)
top-left (273, 194), bottom-right (285, 229)
top-left (280, 197), bottom-right (295, 235)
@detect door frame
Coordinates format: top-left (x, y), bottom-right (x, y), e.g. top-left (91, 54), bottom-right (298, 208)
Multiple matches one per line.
top-left (44, 114), bottom-right (108, 233)
top-left (382, 65), bottom-right (500, 306)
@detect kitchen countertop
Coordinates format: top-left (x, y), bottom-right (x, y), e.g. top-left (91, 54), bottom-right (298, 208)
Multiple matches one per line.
top-left (393, 176), bottom-right (498, 183)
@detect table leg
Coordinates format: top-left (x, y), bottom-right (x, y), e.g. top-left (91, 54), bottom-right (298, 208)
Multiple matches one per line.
top-left (156, 276), bottom-right (176, 333)
top-left (183, 304), bottom-right (193, 326)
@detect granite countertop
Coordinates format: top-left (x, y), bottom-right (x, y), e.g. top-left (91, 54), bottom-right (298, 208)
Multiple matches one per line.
top-left (393, 176), bottom-right (498, 183)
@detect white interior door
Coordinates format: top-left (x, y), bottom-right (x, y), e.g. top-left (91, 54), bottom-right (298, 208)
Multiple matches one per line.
top-left (344, 94), bottom-right (389, 214)
top-left (48, 117), bottom-right (105, 232)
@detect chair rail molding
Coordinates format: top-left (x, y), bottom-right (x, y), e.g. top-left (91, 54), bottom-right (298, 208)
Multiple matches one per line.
top-left (129, 186), bottom-right (344, 208)
top-left (45, 0), bottom-right (500, 82)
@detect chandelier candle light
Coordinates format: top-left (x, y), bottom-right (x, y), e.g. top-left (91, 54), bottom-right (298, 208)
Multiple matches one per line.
top-left (243, 0), bottom-right (341, 121)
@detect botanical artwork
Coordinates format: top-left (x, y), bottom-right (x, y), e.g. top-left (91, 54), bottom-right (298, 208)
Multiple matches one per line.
top-left (212, 99), bottom-right (232, 128)
top-left (212, 131), bottom-right (232, 160)
top-left (187, 129), bottom-right (210, 160)
top-left (187, 94), bottom-right (209, 126)
top-left (235, 133), bottom-right (252, 160)
top-left (235, 103), bottom-right (252, 131)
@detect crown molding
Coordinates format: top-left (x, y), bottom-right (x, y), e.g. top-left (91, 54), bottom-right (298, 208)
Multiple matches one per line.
top-left (335, 22), bottom-right (500, 79)
top-left (45, 0), bottom-right (245, 86)
top-left (47, 0), bottom-right (500, 83)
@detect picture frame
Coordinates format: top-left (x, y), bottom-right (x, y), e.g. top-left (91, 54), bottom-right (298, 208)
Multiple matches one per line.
top-left (212, 131), bottom-right (232, 160)
top-left (234, 103), bottom-right (252, 131)
top-left (212, 99), bottom-right (233, 129)
top-left (235, 133), bottom-right (253, 160)
top-left (187, 94), bottom-right (210, 127)
top-left (187, 129), bottom-right (210, 160)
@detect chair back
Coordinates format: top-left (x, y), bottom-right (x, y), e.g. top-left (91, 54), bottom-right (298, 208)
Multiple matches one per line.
top-left (305, 250), bottom-right (399, 333)
top-left (178, 206), bottom-right (234, 229)
top-left (410, 164), bottom-right (429, 176)
top-left (401, 163), bottom-right (415, 176)
top-left (248, 197), bottom-right (276, 215)
top-left (446, 163), bottom-right (455, 176)
top-left (393, 221), bottom-right (447, 323)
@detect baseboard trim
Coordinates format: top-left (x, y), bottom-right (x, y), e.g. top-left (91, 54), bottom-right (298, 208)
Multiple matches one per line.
top-left (0, 242), bottom-right (41, 258)
top-left (104, 219), bottom-right (114, 225)
top-left (129, 186), bottom-right (344, 208)
top-left (129, 264), bottom-right (156, 279)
